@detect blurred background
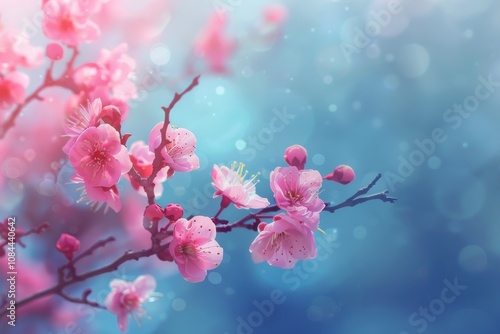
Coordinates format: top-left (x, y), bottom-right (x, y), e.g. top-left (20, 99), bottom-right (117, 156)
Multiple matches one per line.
top-left (1, 0), bottom-right (500, 333)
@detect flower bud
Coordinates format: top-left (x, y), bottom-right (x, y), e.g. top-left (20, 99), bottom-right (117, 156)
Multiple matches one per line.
top-left (284, 145), bottom-right (307, 170)
top-left (164, 203), bottom-right (183, 222)
top-left (258, 222), bottom-right (267, 232)
top-left (144, 204), bottom-right (164, 222)
top-left (46, 43), bottom-right (64, 61)
top-left (56, 233), bottom-right (80, 261)
top-left (324, 165), bottom-right (355, 185)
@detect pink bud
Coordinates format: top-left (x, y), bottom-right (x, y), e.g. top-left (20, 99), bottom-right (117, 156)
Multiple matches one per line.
top-left (56, 233), bottom-right (80, 261)
top-left (324, 165), bottom-right (355, 185)
top-left (284, 145), bottom-right (307, 170)
top-left (258, 222), bottom-right (267, 232)
top-left (46, 43), bottom-right (64, 61)
top-left (164, 203), bottom-right (183, 222)
top-left (144, 204), bottom-right (164, 222)
top-left (99, 105), bottom-right (122, 130)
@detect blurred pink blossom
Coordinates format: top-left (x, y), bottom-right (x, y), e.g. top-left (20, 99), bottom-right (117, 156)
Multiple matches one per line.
top-left (42, 0), bottom-right (100, 46)
top-left (0, 71), bottom-right (29, 110)
top-left (194, 12), bottom-right (235, 73)
top-left (105, 275), bottom-right (156, 332)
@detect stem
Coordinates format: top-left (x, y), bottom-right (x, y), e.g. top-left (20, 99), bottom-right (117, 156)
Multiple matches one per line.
top-left (0, 245), bottom-right (157, 317)
top-left (0, 47), bottom-right (80, 139)
top-left (216, 173), bottom-right (396, 232)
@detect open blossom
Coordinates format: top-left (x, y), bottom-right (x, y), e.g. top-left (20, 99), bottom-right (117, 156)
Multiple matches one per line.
top-left (42, 0), bottom-right (100, 46)
top-left (270, 166), bottom-right (325, 227)
top-left (63, 98), bottom-right (104, 154)
top-left (0, 71), bottom-right (29, 110)
top-left (169, 216), bottom-right (223, 283)
top-left (249, 214), bottom-right (317, 269)
top-left (71, 174), bottom-right (121, 212)
top-left (211, 163), bottom-right (270, 209)
top-left (194, 12), bottom-right (235, 73)
top-left (127, 140), bottom-right (168, 197)
top-left (148, 122), bottom-right (200, 173)
top-left (69, 123), bottom-right (132, 187)
top-left (105, 275), bottom-right (156, 332)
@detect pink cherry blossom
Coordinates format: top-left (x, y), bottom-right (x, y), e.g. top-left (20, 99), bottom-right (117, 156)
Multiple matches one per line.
top-left (169, 216), bottom-right (223, 283)
top-left (270, 166), bottom-right (325, 228)
top-left (127, 140), bottom-right (168, 197)
top-left (148, 122), bottom-right (200, 173)
top-left (42, 0), bottom-right (100, 46)
top-left (69, 123), bottom-right (132, 187)
top-left (63, 98), bottom-right (103, 154)
top-left (96, 43), bottom-right (136, 89)
top-left (0, 71), bottom-right (29, 110)
top-left (105, 275), bottom-right (156, 332)
top-left (194, 12), bottom-right (235, 73)
top-left (249, 214), bottom-right (317, 269)
top-left (0, 28), bottom-right (43, 69)
top-left (89, 86), bottom-right (130, 121)
top-left (211, 163), bottom-right (270, 209)
top-left (71, 174), bottom-right (122, 212)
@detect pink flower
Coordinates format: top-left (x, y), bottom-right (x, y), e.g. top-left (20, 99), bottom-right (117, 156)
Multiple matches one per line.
top-left (324, 165), bottom-right (356, 185)
top-left (249, 214), bottom-right (317, 269)
top-left (284, 144), bottom-right (307, 170)
top-left (63, 98), bottom-right (103, 154)
top-left (0, 71), bottom-right (29, 110)
top-left (71, 174), bottom-right (122, 212)
top-left (194, 12), bottom-right (235, 73)
top-left (0, 29), bottom-right (43, 69)
top-left (148, 122), bottom-right (200, 173)
top-left (97, 43), bottom-right (136, 90)
top-left (211, 163), bottom-right (270, 209)
top-left (127, 140), bottom-right (168, 197)
top-left (105, 275), bottom-right (156, 332)
top-left (169, 216), bottom-right (223, 282)
top-left (42, 0), bottom-right (100, 46)
top-left (270, 166), bottom-right (325, 228)
top-left (69, 123), bottom-right (132, 187)
top-left (55, 233), bottom-right (80, 260)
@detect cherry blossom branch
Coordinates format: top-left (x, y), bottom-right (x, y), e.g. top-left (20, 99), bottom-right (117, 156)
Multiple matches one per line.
top-left (216, 173), bottom-right (396, 232)
top-left (0, 223), bottom-right (49, 250)
top-left (0, 47), bottom-right (80, 139)
top-left (0, 238), bottom-right (158, 317)
top-left (126, 75), bottom-right (201, 206)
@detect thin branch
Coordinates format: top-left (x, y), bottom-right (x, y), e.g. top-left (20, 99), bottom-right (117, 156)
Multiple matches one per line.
top-left (216, 173), bottom-right (396, 232)
top-left (0, 47), bottom-right (80, 139)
